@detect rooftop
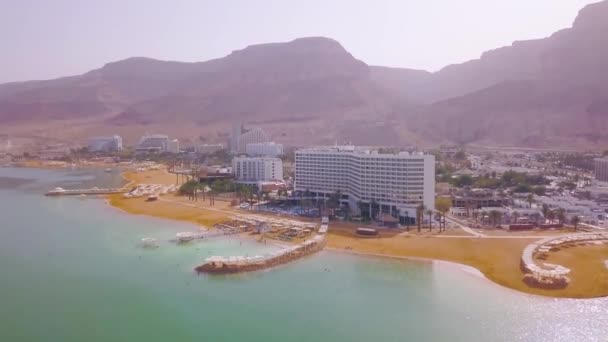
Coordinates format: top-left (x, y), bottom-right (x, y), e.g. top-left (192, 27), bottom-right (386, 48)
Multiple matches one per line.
top-left (296, 145), bottom-right (428, 157)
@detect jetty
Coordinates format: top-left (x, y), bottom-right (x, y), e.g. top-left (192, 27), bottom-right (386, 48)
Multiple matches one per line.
top-left (195, 234), bottom-right (326, 274)
top-left (45, 187), bottom-right (128, 196)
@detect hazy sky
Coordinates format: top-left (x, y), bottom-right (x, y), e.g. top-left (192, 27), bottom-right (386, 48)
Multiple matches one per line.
top-left (0, 0), bottom-right (599, 83)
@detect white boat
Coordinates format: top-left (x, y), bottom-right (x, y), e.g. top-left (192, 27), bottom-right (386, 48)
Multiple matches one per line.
top-left (104, 168), bottom-right (112, 173)
top-left (176, 232), bottom-right (200, 243)
top-left (141, 238), bottom-right (159, 248)
top-left (45, 187), bottom-right (67, 196)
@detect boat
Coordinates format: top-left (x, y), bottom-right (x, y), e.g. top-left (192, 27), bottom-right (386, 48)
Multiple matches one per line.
top-left (78, 194), bottom-right (87, 200)
top-left (45, 187), bottom-right (67, 196)
top-left (176, 232), bottom-right (201, 243)
top-left (104, 168), bottom-right (112, 173)
top-left (146, 195), bottom-right (158, 201)
top-left (141, 238), bottom-right (159, 248)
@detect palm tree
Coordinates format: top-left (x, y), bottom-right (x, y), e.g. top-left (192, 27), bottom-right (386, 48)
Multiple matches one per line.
top-left (416, 204), bottom-right (426, 232)
top-left (327, 190), bottom-right (341, 216)
top-left (472, 211), bottom-right (479, 225)
top-left (541, 204), bottom-right (549, 219)
top-left (512, 211), bottom-right (520, 225)
top-left (426, 209), bottom-right (434, 231)
top-left (546, 210), bottom-right (555, 224)
top-left (571, 215), bottom-right (580, 231)
top-left (357, 201), bottom-right (366, 219)
top-left (526, 193), bottom-right (534, 208)
top-left (480, 211), bottom-right (488, 226)
top-left (343, 204), bottom-right (351, 221)
top-left (370, 198), bottom-right (378, 220)
top-left (556, 208), bottom-right (566, 225)
top-left (489, 210), bottom-right (501, 227)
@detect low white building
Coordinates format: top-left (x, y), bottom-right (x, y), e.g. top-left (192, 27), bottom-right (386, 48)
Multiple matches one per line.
top-left (137, 134), bottom-right (180, 153)
top-left (246, 142), bottom-right (283, 157)
top-left (232, 157), bottom-right (283, 184)
top-left (167, 139), bottom-right (180, 153)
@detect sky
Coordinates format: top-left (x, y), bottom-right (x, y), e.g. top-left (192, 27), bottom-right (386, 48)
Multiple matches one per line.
top-left (0, 0), bottom-right (599, 83)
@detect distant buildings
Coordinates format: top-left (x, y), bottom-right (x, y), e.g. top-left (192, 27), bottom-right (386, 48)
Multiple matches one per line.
top-left (229, 123), bottom-right (271, 153)
top-left (137, 134), bottom-right (179, 153)
top-left (232, 156), bottom-right (283, 184)
top-left (196, 144), bottom-right (224, 154)
top-left (595, 158), bottom-right (608, 182)
top-left (294, 146), bottom-right (435, 223)
top-left (237, 128), bottom-right (270, 153)
top-left (467, 155), bottom-right (483, 170)
top-left (451, 188), bottom-right (509, 209)
top-left (88, 135), bottom-right (123, 152)
top-left (246, 142), bottom-right (283, 157)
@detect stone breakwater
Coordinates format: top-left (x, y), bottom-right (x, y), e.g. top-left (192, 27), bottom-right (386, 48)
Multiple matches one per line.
top-left (195, 235), bottom-right (326, 274)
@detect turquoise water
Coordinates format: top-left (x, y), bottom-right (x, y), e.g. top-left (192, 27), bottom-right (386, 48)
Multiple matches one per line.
top-left (0, 167), bottom-right (607, 342)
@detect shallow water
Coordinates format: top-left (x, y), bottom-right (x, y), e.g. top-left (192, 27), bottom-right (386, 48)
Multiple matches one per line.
top-left (0, 167), bottom-right (606, 342)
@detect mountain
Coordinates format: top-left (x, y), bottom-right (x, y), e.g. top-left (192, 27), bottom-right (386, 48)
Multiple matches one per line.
top-left (402, 0), bottom-right (608, 148)
top-left (1, 1), bottom-right (608, 149)
top-left (0, 37), bottom-right (413, 146)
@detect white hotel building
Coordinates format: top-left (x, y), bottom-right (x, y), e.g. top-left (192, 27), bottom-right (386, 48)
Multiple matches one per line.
top-left (246, 142), bottom-right (284, 157)
top-left (232, 157), bottom-right (283, 184)
top-left (295, 146), bottom-right (435, 224)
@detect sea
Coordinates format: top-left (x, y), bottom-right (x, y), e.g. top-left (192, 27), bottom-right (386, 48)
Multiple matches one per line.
top-left (0, 167), bottom-right (607, 342)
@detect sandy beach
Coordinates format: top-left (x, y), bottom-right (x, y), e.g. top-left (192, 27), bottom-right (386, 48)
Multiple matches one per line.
top-left (108, 167), bottom-right (608, 298)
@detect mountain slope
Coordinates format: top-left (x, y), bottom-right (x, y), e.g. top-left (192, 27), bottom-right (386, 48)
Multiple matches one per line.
top-left (402, 0), bottom-right (608, 148)
top-left (1, 1), bottom-right (608, 149)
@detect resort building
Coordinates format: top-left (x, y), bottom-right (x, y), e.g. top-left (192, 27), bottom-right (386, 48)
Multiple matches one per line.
top-left (167, 139), bottom-right (180, 153)
top-left (237, 128), bottom-right (270, 154)
top-left (595, 158), bottom-right (608, 182)
top-left (229, 122), bottom-right (271, 153)
top-left (451, 188), bottom-right (509, 210)
top-left (294, 146), bottom-right (435, 224)
top-left (232, 156), bottom-right (283, 184)
top-left (136, 134), bottom-right (180, 153)
top-left (88, 135), bottom-right (123, 152)
top-left (246, 142), bottom-right (284, 157)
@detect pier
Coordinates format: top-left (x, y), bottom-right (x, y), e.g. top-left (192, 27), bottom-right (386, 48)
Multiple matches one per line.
top-left (45, 187), bottom-right (128, 196)
top-left (195, 235), bottom-right (326, 274)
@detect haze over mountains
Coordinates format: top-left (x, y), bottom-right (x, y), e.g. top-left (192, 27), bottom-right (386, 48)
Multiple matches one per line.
top-left (1, 1), bottom-right (607, 149)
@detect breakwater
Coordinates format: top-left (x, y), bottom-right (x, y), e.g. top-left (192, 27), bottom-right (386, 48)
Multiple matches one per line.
top-left (195, 235), bottom-right (326, 274)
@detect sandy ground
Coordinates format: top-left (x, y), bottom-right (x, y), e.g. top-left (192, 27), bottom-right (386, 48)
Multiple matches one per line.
top-left (109, 168), bottom-right (608, 298)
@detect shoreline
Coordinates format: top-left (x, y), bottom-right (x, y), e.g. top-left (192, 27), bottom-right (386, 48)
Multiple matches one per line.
top-left (101, 169), bottom-right (608, 299)
top-left (324, 247), bottom-right (564, 300)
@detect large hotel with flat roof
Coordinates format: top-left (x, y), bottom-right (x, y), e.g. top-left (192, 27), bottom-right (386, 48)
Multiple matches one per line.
top-left (295, 146), bottom-right (435, 224)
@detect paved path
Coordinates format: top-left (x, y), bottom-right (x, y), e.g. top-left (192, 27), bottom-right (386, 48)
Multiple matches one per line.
top-left (445, 215), bottom-right (488, 237)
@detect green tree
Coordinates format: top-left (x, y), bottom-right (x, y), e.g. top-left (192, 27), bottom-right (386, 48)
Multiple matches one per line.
top-left (326, 190), bottom-right (341, 215)
top-left (555, 208), bottom-right (566, 225)
top-left (426, 209), bottom-right (434, 231)
top-left (542, 204), bottom-right (550, 218)
top-left (435, 197), bottom-right (452, 231)
top-left (546, 210), bottom-right (555, 224)
top-left (571, 215), bottom-right (580, 231)
top-left (454, 149), bottom-right (466, 160)
top-left (179, 179), bottom-right (200, 196)
top-left (526, 194), bottom-right (534, 208)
